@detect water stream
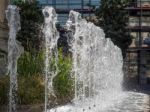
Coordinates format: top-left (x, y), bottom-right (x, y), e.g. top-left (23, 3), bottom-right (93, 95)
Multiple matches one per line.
top-left (42, 6), bottom-right (59, 112)
top-left (6, 5), bottom-right (22, 112)
top-left (5, 5), bottom-right (149, 112)
top-left (66, 10), bottom-right (123, 103)
top-left (47, 10), bottom-right (150, 112)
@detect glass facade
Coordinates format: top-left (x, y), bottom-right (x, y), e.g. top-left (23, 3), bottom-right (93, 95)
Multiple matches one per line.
top-left (38, 0), bottom-right (100, 25)
top-left (137, 0), bottom-right (150, 7)
top-left (126, 0), bottom-right (150, 84)
top-left (38, 0), bottom-right (99, 9)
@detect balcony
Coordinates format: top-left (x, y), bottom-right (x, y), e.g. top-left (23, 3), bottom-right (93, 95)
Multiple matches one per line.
top-left (129, 17), bottom-right (150, 26)
top-left (127, 26), bottom-right (150, 32)
top-left (127, 16), bottom-right (150, 32)
top-left (125, 1), bottom-right (150, 11)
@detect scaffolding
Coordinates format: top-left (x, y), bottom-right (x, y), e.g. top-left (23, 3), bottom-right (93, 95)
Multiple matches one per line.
top-left (125, 0), bottom-right (150, 84)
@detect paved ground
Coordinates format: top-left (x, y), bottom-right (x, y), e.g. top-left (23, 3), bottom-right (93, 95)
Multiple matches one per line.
top-left (123, 74), bottom-right (150, 95)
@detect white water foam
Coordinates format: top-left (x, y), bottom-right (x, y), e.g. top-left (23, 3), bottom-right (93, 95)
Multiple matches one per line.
top-left (47, 10), bottom-right (149, 112)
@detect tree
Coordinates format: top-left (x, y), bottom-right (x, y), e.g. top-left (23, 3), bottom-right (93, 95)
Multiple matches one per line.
top-left (96, 0), bottom-right (132, 57)
top-left (13, 0), bottom-right (44, 52)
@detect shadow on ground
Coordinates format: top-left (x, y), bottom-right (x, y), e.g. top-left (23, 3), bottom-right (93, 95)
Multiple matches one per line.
top-left (123, 74), bottom-right (150, 95)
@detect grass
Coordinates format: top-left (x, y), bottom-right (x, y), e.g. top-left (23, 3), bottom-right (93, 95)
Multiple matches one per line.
top-left (0, 49), bottom-right (74, 105)
top-left (18, 75), bottom-right (44, 105)
top-left (17, 51), bottom-right (44, 76)
top-left (0, 76), bottom-right (9, 105)
top-left (0, 75), bottom-right (44, 105)
top-left (53, 50), bottom-right (74, 104)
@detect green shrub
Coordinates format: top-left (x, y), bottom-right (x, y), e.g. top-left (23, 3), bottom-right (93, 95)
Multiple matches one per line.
top-left (0, 76), bottom-right (9, 105)
top-left (0, 75), bottom-right (44, 105)
top-left (18, 75), bottom-right (44, 104)
top-left (0, 49), bottom-right (74, 105)
top-left (17, 51), bottom-right (44, 76)
top-left (53, 49), bottom-right (74, 104)
top-left (13, 0), bottom-right (44, 52)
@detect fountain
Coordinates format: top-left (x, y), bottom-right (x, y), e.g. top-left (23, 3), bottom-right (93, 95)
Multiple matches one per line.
top-left (5, 4), bottom-right (149, 112)
top-left (47, 10), bottom-right (150, 112)
top-left (42, 6), bottom-right (59, 112)
top-left (6, 5), bottom-right (22, 112)
top-left (66, 11), bottom-right (124, 102)
top-left (48, 10), bottom-right (125, 112)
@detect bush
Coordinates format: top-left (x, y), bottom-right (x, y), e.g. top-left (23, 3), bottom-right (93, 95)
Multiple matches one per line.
top-left (13, 0), bottom-right (44, 52)
top-left (0, 76), bottom-right (9, 105)
top-left (0, 75), bottom-right (44, 105)
top-left (53, 49), bottom-right (74, 104)
top-left (18, 75), bottom-right (44, 104)
top-left (17, 51), bottom-right (44, 76)
top-left (0, 49), bottom-right (74, 105)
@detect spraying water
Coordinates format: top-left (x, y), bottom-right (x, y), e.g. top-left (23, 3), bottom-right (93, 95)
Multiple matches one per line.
top-left (48, 11), bottom-right (150, 112)
top-left (42, 6), bottom-right (59, 112)
top-left (6, 5), bottom-right (22, 112)
top-left (4, 5), bottom-right (149, 112)
top-left (66, 10), bottom-right (124, 110)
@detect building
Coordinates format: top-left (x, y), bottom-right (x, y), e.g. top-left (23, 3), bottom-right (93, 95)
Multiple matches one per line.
top-left (125, 0), bottom-right (150, 84)
top-left (38, 0), bottom-right (100, 25)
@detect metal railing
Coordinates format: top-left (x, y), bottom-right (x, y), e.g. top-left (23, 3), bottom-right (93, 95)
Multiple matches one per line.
top-left (128, 1), bottom-right (150, 8)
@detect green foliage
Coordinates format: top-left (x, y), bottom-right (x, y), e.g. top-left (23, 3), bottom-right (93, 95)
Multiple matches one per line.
top-left (17, 51), bottom-right (44, 76)
top-left (0, 75), bottom-right (44, 105)
top-left (0, 0), bottom-right (74, 106)
top-left (96, 0), bottom-right (132, 57)
top-left (18, 75), bottom-right (44, 104)
top-left (0, 49), bottom-right (74, 105)
top-left (13, 0), bottom-right (44, 52)
top-left (0, 76), bottom-right (9, 105)
top-left (53, 49), bottom-right (74, 103)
